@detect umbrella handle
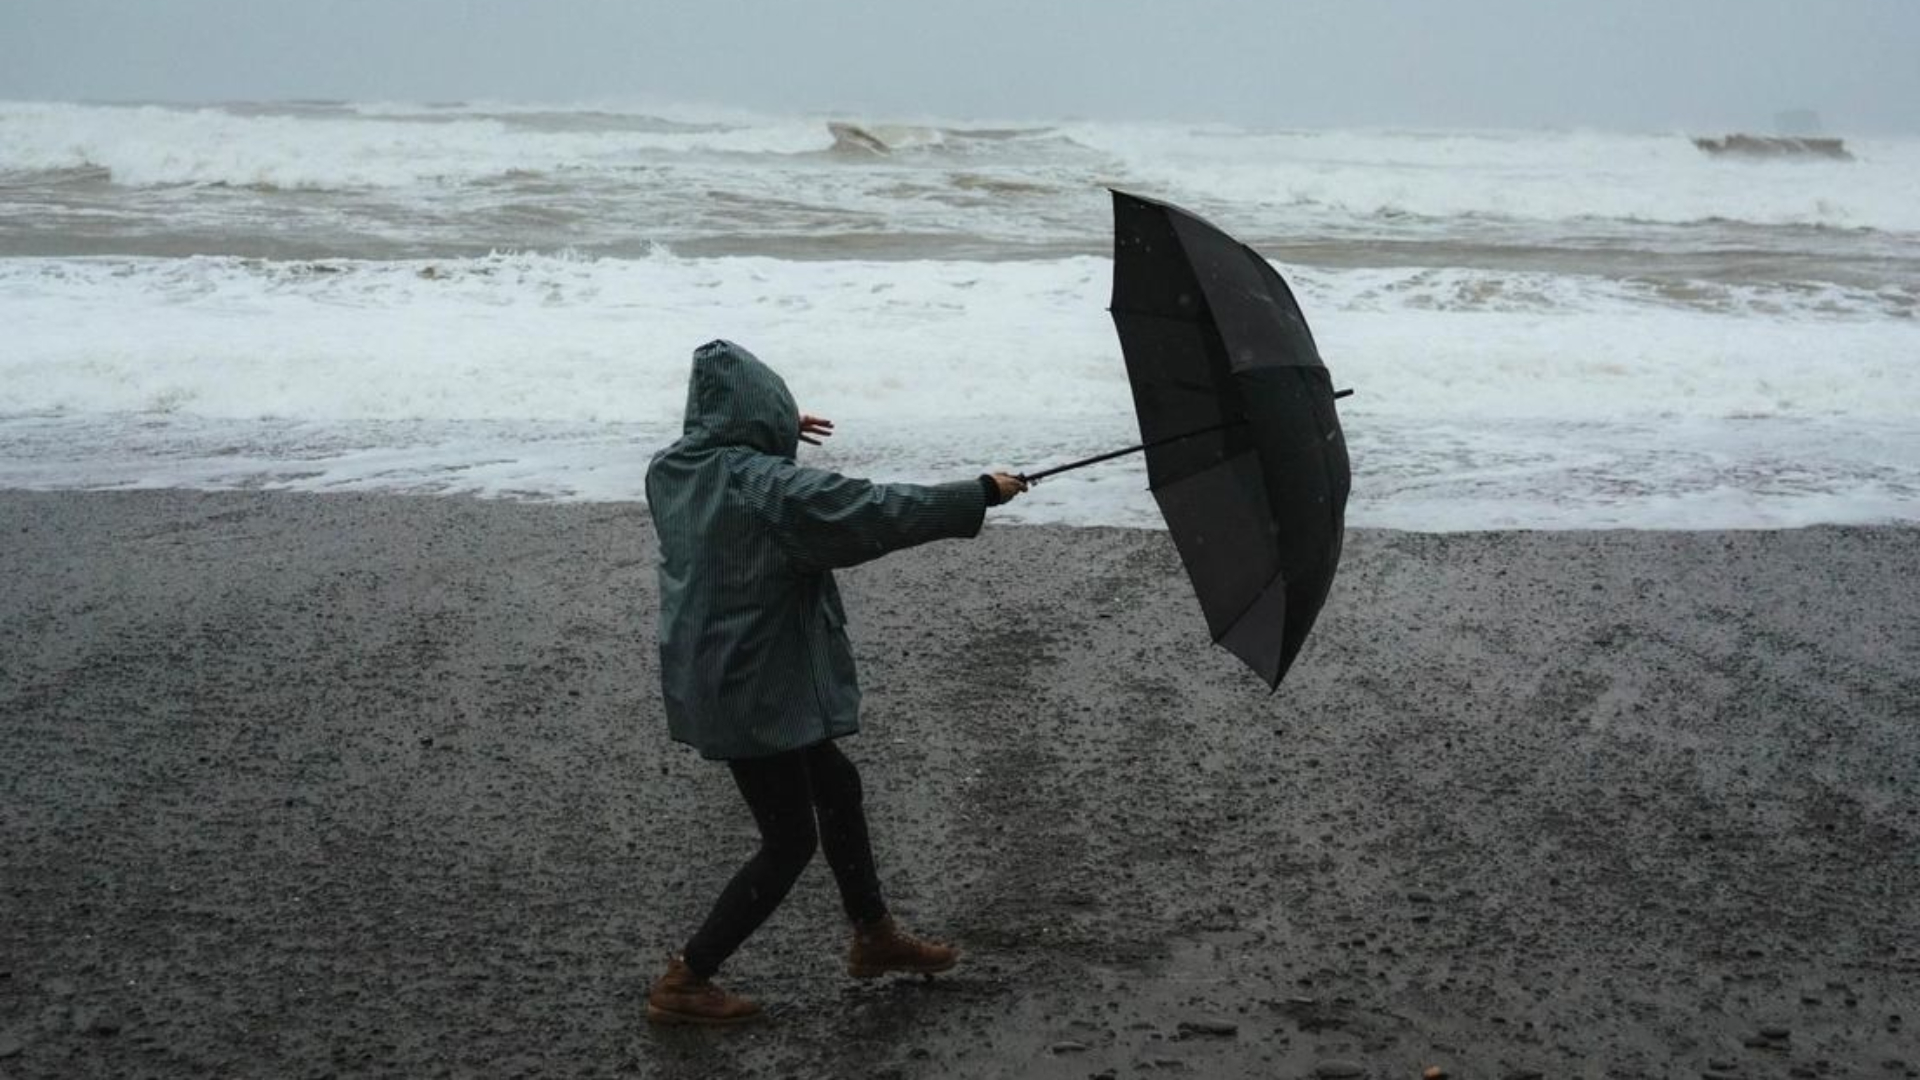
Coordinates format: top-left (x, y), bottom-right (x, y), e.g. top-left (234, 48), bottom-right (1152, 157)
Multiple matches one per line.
top-left (1018, 388), bottom-right (1353, 485)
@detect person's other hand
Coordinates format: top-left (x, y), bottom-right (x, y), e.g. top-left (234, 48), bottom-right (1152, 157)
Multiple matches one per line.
top-left (991, 473), bottom-right (1028, 503)
top-left (799, 413), bottom-right (834, 445)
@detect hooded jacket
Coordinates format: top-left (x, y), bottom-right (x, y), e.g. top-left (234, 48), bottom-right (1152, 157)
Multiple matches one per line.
top-left (645, 340), bottom-right (989, 760)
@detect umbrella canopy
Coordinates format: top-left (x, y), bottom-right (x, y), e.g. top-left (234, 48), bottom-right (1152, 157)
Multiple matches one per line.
top-left (1109, 189), bottom-right (1350, 688)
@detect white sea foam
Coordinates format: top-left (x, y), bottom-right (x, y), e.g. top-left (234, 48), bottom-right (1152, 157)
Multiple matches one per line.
top-left (1068, 123), bottom-right (1920, 234)
top-left (7, 102), bottom-right (1920, 239)
top-left (5, 101), bottom-right (1918, 529)
top-left (0, 253), bottom-right (1119, 422)
top-left (3, 252), bottom-right (1911, 424)
top-left (0, 102), bottom-right (832, 189)
top-left (2, 251), bottom-right (1916, 528)
top-left (3, 411), bottom-right (1915, 531)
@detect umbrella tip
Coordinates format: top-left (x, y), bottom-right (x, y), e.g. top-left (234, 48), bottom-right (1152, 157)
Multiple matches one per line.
top-left (1334, 388), bottom-right (1355, 399)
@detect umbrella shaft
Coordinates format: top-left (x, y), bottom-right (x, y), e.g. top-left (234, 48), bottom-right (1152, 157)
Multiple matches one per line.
top-left (1021, 386), bottom-right (1351, 478)
top-left (1019, 389), bottom-right (1352, 484)
top-left (1021, 420), bottom-right (1245, 484)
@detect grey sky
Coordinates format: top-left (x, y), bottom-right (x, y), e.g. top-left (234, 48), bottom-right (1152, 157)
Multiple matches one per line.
top-left (4, 0), bottom-right (1918, 132)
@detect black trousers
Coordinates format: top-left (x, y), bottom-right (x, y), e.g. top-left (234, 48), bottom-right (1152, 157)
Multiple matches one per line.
top-left (681, 740), bottom-right (888, 977)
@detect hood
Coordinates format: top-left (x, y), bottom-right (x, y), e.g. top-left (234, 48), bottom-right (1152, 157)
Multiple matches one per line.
top-left (676, 340), bottom-right (799, 457)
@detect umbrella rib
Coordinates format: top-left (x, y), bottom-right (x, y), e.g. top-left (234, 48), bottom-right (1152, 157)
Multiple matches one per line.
top-left (1145, 444), bottom-right (1288, 642)
top-left (1109, 307), bottom-right (1210, 327)
top-left (1208, 564), bottom-right (1288, 648)
top-left (1145, 443), bottom-right (1259, 495)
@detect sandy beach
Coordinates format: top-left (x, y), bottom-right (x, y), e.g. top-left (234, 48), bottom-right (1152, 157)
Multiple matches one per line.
top-left (1, 490), bottom-right (1915, 1079)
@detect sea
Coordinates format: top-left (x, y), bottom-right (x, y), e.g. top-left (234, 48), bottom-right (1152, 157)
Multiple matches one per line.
top-left (3, 99), bottom-right (1917, 529)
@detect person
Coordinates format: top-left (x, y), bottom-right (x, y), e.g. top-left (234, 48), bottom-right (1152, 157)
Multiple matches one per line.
top-left (642, 339), bottom-right (1027, 1025)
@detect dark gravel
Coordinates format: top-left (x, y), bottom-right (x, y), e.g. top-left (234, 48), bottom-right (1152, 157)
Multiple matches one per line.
top-left (2, 490), bottom-right (1916, 1079)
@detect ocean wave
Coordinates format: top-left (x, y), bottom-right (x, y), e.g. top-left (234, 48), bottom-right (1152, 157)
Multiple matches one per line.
top-left (1066, 123), bottom-right (1920, 234)
top-left (3, 410), bottom-right (1915, 530)
top-left (5, 248), bottom-right (1916, 528)
top-left (7, 102), bottom-right (1917, 243)
top-left (824, 120), bottom-right (1079, 158)
top-left (3, 252), bottom-right (1913, 430)
top-left (0, 102), bottom-right (835, 189)
top-left (0, 102), bottom-right (1082, 194)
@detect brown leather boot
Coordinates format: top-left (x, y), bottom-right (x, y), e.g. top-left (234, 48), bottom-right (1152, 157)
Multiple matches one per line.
top-left (645, 955), bottom-right (762, 1026)
top-left (846, 916), bottom-right (960, 979)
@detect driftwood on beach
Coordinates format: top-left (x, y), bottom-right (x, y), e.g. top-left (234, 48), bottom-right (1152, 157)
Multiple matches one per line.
top-left (1693, 134), bottom-right (1854, 160)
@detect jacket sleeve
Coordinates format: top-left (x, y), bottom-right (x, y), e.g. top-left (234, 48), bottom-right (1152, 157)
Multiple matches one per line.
top-left (731, 453), bottom-right (989, 575)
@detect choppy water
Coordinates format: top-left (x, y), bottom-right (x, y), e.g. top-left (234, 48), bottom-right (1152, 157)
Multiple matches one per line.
top-left (3, 100), bottom-right (1917, 528)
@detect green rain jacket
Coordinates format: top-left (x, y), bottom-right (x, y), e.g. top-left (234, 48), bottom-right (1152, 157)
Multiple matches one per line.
top-left (645, 340), bottom-right (989, 760)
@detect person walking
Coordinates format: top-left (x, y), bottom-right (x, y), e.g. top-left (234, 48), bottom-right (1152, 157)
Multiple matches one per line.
top-left (642, 339), bottom-right (1026, 1025)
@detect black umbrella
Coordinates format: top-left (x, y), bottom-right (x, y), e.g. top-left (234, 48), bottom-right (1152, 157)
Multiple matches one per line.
top-left (1023, 190), bottom-right (1351, 688)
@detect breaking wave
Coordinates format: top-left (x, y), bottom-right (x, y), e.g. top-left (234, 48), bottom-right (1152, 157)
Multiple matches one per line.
top-left (1065, 123), bottom-right (1920, 234)
top-left (0, 101), bottom-right (834, 189)
top-left (3, 251), bottom-right (1912, 425)
top-left (5, 100), bottom-right (1919, 528)
top-left (6, 102), bottom-right (1915, 236)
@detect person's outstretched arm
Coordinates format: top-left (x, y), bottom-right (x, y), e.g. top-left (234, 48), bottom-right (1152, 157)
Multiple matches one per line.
top-left (732, 455), bottom-right (1025, 575)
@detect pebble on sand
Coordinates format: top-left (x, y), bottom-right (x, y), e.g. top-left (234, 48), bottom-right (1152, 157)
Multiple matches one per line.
top-left (1175, 1018), bottom-right (1238, 1038)
top-left (70, 1008), bottom-right (121, 1037)
top-left (1313, 1060), bottom-right (1364, 1078)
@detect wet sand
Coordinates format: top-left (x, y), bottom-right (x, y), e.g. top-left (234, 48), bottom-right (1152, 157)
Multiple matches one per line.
top-left (1, 491), bottom-right (1915, 1079)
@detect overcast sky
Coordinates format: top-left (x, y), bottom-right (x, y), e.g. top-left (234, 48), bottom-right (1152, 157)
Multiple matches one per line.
top-left (4, 0), bottom-right (1918, 132)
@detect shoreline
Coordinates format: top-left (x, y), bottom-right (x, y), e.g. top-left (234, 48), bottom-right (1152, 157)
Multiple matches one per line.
top-left (2, 490), bottom-right (1915, 1078)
